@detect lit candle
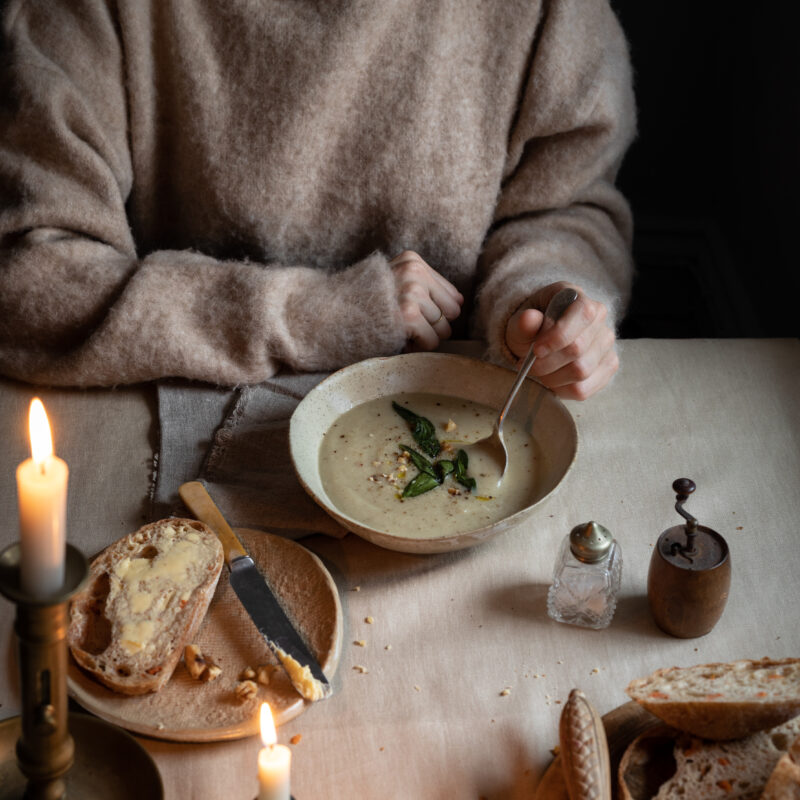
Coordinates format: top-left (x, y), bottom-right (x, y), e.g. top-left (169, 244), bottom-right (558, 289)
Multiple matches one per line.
top-left (16, 398), bottom-right (69, 595)
top-left (258, 703), bottom-right (291, 800)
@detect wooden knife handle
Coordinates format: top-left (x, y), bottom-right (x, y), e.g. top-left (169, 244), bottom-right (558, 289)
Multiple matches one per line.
top-left (179, 481), bottom-right (248, 564)
top-left (559, 688), bottom-right (612, 800)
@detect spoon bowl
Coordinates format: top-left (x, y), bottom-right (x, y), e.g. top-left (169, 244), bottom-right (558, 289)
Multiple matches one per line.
top-left (464, 287), bottom-right (578, 486)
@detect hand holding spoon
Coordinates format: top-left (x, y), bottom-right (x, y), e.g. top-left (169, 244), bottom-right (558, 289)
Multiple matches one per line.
top-left (466, 287), bottom-right (578, 486)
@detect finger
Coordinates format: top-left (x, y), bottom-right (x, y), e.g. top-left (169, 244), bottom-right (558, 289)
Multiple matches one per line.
top-left (505, 307), bottom-right (545, 359)
top-left (428, 284), bottom-right (462, 322)
top-left (549, 346), bottom-right (619, 401)
top-left (530, 309), bottom-right (610, 378)
top-left (533, 297), bottom-right (605, 359)
top-left (533, 322), bottom-right (615, 385)
top-left (390, 250), bottom-right (464, 311)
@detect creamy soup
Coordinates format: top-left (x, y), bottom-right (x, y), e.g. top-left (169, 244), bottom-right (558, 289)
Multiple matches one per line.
top-left (318, 392), bottom-right (542, 539)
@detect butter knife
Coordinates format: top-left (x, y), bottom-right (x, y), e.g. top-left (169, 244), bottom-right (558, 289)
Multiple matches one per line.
top-left (178, 481), bottom-right (332, 701)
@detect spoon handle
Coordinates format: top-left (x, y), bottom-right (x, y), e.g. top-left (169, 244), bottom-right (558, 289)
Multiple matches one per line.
top-left (497, 287), bottom-right (578, 427)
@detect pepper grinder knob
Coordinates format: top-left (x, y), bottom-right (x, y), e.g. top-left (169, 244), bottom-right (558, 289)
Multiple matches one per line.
top-left (673, 477), bottom-right (696, 500)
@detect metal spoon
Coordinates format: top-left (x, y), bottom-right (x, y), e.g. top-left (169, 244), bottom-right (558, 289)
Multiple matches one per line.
top-left (466, 287), bottom-right (579, 486)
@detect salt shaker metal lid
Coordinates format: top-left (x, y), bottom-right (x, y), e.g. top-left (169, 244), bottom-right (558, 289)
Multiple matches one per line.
top-left (569, 521), bottom-right (613, 563)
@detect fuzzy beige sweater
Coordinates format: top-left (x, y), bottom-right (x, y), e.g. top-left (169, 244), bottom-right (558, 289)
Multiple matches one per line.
top-left (0, 0), bottom-right (635, 387)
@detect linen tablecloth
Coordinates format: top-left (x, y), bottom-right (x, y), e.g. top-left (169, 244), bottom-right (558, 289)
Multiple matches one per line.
top-left (1, 339), bottom-right (799, 800)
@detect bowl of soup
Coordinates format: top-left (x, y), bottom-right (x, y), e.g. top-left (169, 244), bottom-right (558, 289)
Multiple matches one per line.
top-left (289, 352), bottom-right (578, 553)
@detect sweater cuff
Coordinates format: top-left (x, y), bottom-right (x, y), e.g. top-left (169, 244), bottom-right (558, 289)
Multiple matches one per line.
top-left (282, 252), bottom-right (406, 371)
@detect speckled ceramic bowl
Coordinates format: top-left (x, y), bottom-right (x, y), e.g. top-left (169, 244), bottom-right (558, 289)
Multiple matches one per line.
top-left (289, 352), bottom-right (578, 554)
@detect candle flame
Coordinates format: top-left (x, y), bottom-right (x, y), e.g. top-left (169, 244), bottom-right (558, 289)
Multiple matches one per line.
top-left (29, 398), bottom-right (53, 466)
top-left (260, 702), bottom-right (277, 747)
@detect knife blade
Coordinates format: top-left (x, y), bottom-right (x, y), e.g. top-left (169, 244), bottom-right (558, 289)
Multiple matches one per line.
top-left (179, 481), bottom-right (332, 701)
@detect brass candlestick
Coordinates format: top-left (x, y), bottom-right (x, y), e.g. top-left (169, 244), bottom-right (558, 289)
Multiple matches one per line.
top-left (0, 543), bottom-right (87, 799)
top-left (0, 543), bottom-right (163, 799)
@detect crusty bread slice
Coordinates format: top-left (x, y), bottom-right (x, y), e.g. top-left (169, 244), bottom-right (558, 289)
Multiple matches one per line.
top-left (626, 659), bottom-right (800, 740)
top-left (619, 716), bottom-right (800, 800)
top-left (68, 518), bottom-right (224, 695)
top-left (761, 733), bottom-right (800, 799)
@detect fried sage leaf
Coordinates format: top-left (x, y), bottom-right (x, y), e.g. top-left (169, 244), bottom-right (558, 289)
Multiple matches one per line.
top-left (453, 449), bottom-right (477, 491)
top-left (392, 401), bottom-right (441, 458)
top-left (400, 444), bottom-right (437, 477)
top-left (436, 459), bottom-right (455, 481)
top-left (402, 471), bottom-right (441, 498)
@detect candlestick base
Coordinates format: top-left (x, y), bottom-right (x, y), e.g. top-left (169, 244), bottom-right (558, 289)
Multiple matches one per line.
top-left (0, 712), bottom-right (163, 800)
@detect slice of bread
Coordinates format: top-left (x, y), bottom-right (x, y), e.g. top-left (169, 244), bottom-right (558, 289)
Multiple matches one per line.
top-left (619, 716), bottom-right (800, 800)
top-left (761, 733), bottom-right (800, 799)
top-left (626, 659), bottom-right (800, 740)
top-left (68, 518), bottom-right (224, 695)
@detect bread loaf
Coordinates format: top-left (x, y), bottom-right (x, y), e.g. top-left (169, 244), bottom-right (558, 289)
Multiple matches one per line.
top-left (619, 716), bottom-right (800, 800)
top-left (761, 733), bottom-right (800, 800)
top-left (68, 518), bottom-right (224, 695)
top-left (626, 659), bottom-right (800, 740)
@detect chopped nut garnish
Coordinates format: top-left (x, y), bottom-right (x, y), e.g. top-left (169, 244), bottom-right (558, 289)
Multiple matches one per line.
top-left (500, 688), bottom-right (511, 696)
top-left (365, 616), bottom-right (374, 624)
top-left (235, 680), bottom-right (258, 701)
top-left (240, 667), bottom-right (256, 680)
top-left (290, 734), bottom-right (302, 745)
top-left (384, 644), bottom-right (392, 650)
top-left (447, 487), bottom-right (462, 496)
top-left (354, 640), bottom-right (366, 647)
top-left (353, 665), bottom-right (368, 674)
top-left (352, 586), bottom-right (361, 592)
top-left (444, 419), bottom-right (457, 432)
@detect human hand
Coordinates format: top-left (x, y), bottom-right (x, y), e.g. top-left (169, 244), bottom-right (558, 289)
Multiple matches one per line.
top-left (390, 250), bottom-right (463, 351)
top-left (504, 282), bottom-right (618, 400)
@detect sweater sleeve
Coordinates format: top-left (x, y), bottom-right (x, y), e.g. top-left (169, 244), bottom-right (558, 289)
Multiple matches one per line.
top-left (0, 1), bottom-right (405, 387)
top-left (472, 0), bottom-right (637, 366)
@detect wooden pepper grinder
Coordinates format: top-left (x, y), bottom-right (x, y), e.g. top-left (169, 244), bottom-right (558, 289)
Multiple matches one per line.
top-left (647, 478), bottom-right (731, 638)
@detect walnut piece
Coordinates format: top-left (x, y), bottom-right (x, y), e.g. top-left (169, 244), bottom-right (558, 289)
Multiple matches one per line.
top-left (235, 680), bottom-right (258, 701)
top-left (184, 644), bottom-right (205, 679)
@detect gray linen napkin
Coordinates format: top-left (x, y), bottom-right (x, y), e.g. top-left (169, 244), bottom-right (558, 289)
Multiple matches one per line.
top-left (152, 373), bottom-right (347, 540)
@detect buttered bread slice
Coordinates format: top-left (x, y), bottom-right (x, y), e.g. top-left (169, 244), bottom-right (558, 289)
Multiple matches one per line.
top-left (68, 518), bottom-right (224, 695)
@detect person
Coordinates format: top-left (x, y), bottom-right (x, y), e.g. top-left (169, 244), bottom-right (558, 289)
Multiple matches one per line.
top-left (0, 0), bottom-right (636, 400)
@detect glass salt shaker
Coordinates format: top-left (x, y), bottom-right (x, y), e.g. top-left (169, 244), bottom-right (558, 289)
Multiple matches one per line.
top-left (546, 521), bottom-right (622, 630)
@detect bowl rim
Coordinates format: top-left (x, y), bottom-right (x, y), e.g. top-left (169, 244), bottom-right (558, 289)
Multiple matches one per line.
top-left (289, 352), bottom-right (579, 552)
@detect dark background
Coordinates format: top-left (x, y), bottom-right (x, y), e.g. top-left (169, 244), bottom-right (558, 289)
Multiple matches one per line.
top-left (612, 1), bottom-right (800, 338)
top-left (1, 2), bottom-right (797, 339)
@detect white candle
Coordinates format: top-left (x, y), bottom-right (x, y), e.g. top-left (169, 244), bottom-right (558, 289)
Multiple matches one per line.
top-left (258, 703), bottom-right (291, 800)
top-left (16, 398), bottom-right (69, 596)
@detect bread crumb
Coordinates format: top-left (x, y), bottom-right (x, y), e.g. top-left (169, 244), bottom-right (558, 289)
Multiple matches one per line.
top-left (413, 685), bottom-right (421, 692)
top-left (500, 688), bottom-right (511, 696)
top-left (365, 616), bottom-right (374, 624)
top-left (384, 645), bottom-right (392, 651)
top-left (256, 664), bottom-right (278, 686)
top-left (156, 722), bottom-right (165, 731)
top-left (235, 680), bottom-right (258, 701)
top-left (591, 668), bottom-right (600, 674)
top-left (352, 586), bottom-right (361, 592)
top-left (354, 640), bottom-right (366, 647)
top-left (353, 665), bottom-right (368, 674)
top-left (290, 734), bottom-right (302, 745)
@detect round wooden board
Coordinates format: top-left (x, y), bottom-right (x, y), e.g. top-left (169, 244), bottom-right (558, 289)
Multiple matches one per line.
top-left (67, 529), bottom-right (343, 742)
top-left (533, 701), bottom-right (661, 800)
